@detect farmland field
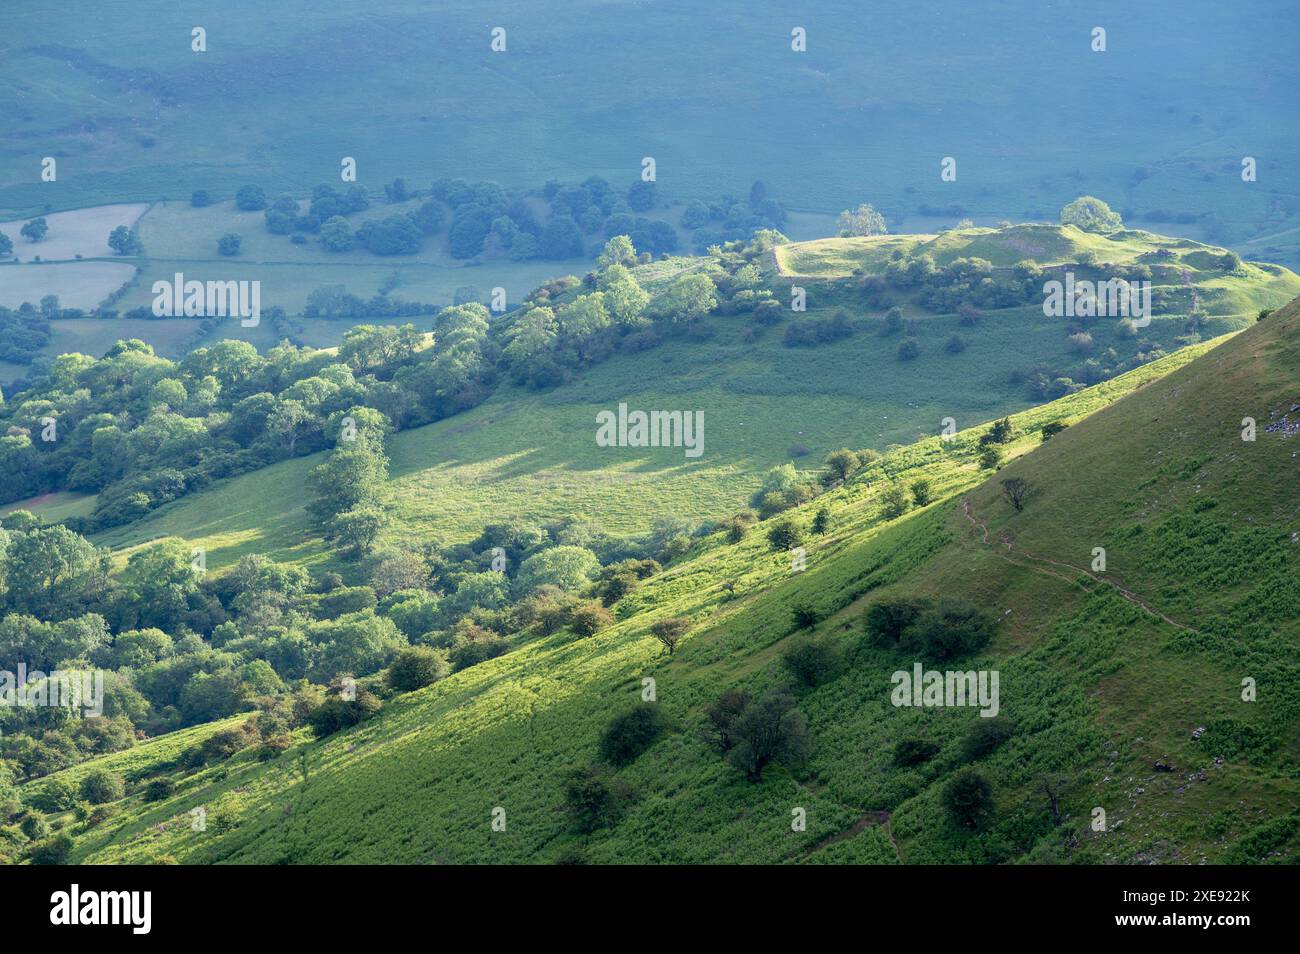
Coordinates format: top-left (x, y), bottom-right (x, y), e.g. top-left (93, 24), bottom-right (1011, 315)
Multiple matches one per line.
top-left (0, 260), bottom-right (136, 310)
top-left (0, 202), bottom-right (147, 261)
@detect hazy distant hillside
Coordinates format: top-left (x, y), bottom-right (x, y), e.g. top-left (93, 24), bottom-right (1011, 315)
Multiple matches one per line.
top-left (3, 1), bottom-right (1298, 264)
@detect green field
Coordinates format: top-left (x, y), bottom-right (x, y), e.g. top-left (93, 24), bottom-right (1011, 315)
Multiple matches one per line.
top-left (0, 490), bottom-right (97, 522)
top-left (0, 260), bottom-right (137, 311)
top-left (79, 308), bottom-right (1204, 571)
top-left (0, 203), bottom-right (147, 261)
top-left (36, 297), bottom-right (1300, 864)
top-left (81, 225), bottom-right (1297, 573)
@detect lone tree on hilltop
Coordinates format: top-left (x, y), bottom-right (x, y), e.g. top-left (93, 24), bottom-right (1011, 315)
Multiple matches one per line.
top-left (1060, 196), bottom-right (1122, 233)
top-left (836, 202), bottom-right (887, 237)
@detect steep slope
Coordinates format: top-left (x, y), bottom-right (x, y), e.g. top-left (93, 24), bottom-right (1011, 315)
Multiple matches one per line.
top-left (31, 299), bottom-right (1298, 864)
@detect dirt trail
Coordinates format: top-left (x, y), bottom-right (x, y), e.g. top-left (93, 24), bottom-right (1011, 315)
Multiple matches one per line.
top-left (807, 810), bottom-right (906, 863)
top-left (960, 498), bottom-right (1200, 634)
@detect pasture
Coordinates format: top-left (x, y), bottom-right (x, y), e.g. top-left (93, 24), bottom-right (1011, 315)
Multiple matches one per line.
top-left (0, 260), bottom-right (136, 310)
top-left (0, 202), bottom-right (147, 261)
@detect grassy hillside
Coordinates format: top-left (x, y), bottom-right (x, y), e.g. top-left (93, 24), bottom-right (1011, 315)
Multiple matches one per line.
top-left (778, 225), bottom-right (1300, 313)
top-left (32, 299), bottom-right (1298, 864)
top-left (88, 227), bottom-right (1296, 573)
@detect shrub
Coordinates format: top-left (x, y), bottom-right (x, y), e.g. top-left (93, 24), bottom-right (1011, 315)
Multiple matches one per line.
top-left (29, 834), bottom-right (74, 865)
top-left (85, 805), bottom-right (115, 828)
top-left (78, 770), bottom-right (125, 805)
top-left (217, 233), bottom-right (242, 256)
top-left (20, 814), bottom-right (49, 840)
top-left (720, 512), bottom-right (755, 543)
top-left (448, 632), bottom-right (510, 670)
top-left (308, 690), bottom-right (382, 736)
top-left (897, 337), bottom-right (921, 361)
top-left (235, 184), bottom-right (267, 211)
top-left (790, 602), bottom-right (823, 630)
top-left (782, 638), bottom-right (839, 687)
top-left (944, 333), bottom-right (967, 353)
top-left (569, 601), bottom-right (613, 637)
top-left (767, 518), bottom-right (805, 551)
top-left (943, 767), bottom-right (994, 829)
top-left (200, 725), bottom-right (256, 763)
top-left (903, 599), bottom-right (997, 661)
top-left (599, 703), bottom-right (667, 765)
top-left (910, 479), bottom-right (932, 506)
top-left (961, 718), bottom-right (1016, 761)
top-left (257, 734), bottom-right (293, 759)
top-left (893, 737), bottom-right (941, 767)
top-left (811, 507), bottom-right (830, 534)
top-left (1040, 421), bottom-right (1068, 441)
top-left (143, 779), bottom-right (174, 802)
top-left (978, 445), bottom-right (1001, 470)
top-left (28, 778), bottom-right (78, 814)
top-left (387, 646), bottom-right (451, 692)
top-left (563, 764), bottom-right (631, 833)
top-left (879, 483), bottom-right (909, 518)
top-left (1068, 332), bottom-right (1094, 354)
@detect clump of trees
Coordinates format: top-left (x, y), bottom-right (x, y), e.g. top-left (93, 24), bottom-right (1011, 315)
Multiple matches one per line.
top-left (864, 596), bottom-right (997, 660)
top-left (307, 688), bottom-right (382, 736)
top-left (386, 646), bottom-right (451, 692)
top-left (20, 218), bottom-right (48, 242)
